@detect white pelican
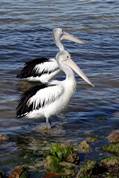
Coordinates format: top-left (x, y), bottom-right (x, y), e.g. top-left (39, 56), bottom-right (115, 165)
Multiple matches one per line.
top-left (17, 28), bottom-right (84, 83)
top-left (17, 50), bottom-right (94, 128)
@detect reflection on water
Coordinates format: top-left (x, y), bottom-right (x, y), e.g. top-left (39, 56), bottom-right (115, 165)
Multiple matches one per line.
top-left (0, 0), bottom-right (119, 172)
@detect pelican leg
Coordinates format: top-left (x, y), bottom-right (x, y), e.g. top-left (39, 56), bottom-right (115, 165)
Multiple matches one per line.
top-left (46, 117), bottom-right (51, 129)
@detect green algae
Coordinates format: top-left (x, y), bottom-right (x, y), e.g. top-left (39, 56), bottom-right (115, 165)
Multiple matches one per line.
top-left (44, 143), bottom-right (78, 176)
top-left (44, 155), bottom-right (62, 173)
top-left (77, 160), bottom-right (96, 178)
top-left (50, 143), bottom-right (74, 161)
top-left (86, 136), bottom-right (98, 143)
top-left (103, 143), bottom-right (119, 155)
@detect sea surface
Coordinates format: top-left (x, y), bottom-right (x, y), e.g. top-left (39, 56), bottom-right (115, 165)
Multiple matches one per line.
top-left (0, 0), bottom-right (119, 174)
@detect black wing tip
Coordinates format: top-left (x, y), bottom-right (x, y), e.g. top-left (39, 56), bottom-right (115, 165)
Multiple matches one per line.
top-left (25, 57), bottom-right (48, 65)
top-left (16, 105), bottom-right (28, 118)
top-left (16, 114), bottom-right (23, 118)
top-left (16, 84), bottom-right (48, 118)
top-left (16, 57), bottom-right (48, 79)
top-left (16, 113), bottom-right (26, 118)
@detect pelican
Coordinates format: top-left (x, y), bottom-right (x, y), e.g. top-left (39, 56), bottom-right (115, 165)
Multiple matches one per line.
top-left (16, 50), bottom-right (94, 128)
top-left (17, 28), bottom-right (84, 83)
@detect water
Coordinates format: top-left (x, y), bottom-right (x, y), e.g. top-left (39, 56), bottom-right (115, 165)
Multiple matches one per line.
top-left (0, 0), bottom-right (119, 173)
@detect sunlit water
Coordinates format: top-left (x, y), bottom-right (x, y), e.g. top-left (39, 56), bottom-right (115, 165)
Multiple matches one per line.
top-left (0, 0), bottom-right (119, 173)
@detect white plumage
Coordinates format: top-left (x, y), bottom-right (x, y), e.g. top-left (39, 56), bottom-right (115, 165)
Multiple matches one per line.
top-left (26, 58), bottom-right (60, 83)
top-left (34, 58), bottom-right (58, 73)
top-left (17, 50), bottom-right (94, 128)
top-left (27, 85), bottom-right (64, 111)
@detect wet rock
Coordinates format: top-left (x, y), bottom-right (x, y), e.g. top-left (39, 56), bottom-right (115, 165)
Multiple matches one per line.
top-left (44, 155), bottom-right (61, 173)
top-left (63, 165), bottom-right (76, 176)
top-left (44, 172), bottom-right (60, 178)
top-left (103, 143), bottom-right (119, 155)
top-left (66, 152), bottom-right (80, 165)
top-left (86, 136), bottom-right (98, 143)
top-left (34, 124), bottom-right (65, 136)
top-left (76, 160), bottom-right (96, 178)
top-left (8, 166), bottom-right (29, 178)
top-left (107, 130), bottom-right (119, 143)
top-left (0, 134), bottom-right (9, 142)
top-left (100, 157), bottom-right (119, 175)
top-left (78, 140), bottom-right (91, 153)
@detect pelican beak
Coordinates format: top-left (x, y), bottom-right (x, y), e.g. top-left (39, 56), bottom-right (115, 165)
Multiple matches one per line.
top-left (66, 58), bottom-right (94, 87)
top-left (61, 32), bottom-right (85, 44)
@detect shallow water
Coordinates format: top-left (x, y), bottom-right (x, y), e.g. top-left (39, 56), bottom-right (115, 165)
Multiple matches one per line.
top-left (0, 0), bottom-right (119, 173)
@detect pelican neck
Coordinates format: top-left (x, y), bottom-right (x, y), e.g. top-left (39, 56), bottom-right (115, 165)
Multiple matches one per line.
top-left (55, 38), bottom-right (64, 51)
top-left (62, 64), bottom-right (75, 81)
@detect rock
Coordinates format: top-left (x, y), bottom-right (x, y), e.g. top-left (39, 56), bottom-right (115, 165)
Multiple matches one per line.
top-left (86, 136), bottom-right (98, 143)
top-left (62, 163), bottom-right (76, 176)
top-left (78, 140), bottom-right (91, 153)
top-left (44, 155), bottom-right (61, 173)
top-left (76, 160), bottom-right (96, 178)
top-left (102, 143), bottom-right (119, 155)
top-left (44, 172), bottom-right (60, 178)
top-left (8, 166), bottom-right (29, 178)
top-left (100, 157), bottom-right (119, 175)
top-left (0, 134), bottom-right (9, 142)
top-left (66, 152), bottom-right (80, 165)
top-left (107, 130), bottom-right (119, 143)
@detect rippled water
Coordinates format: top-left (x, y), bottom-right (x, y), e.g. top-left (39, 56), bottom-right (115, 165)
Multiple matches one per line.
top-left (0, 0), bottom-right (119, 173)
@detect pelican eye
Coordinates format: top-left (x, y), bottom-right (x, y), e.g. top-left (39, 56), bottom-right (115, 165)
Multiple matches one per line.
top-left (64, 56), bottom-right (69, 61)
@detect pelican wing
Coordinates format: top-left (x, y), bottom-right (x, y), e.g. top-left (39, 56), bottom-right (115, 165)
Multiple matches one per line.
top-left (16, 84), bottom-right (64, 117)
top-left (17, 58), bottom-right (59, 80)
top-left (27, 84), bottom-right (64, 109)
top-left (34, 58), bottom-right (59, 74)
top-left (17, 57), bottom-right (48, 78)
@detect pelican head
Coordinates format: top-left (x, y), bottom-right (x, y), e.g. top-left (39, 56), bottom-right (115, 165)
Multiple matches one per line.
top-left (53, 28), bottom-right (85, 51)
top-left (56, 50), bottom-right (94, 87)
